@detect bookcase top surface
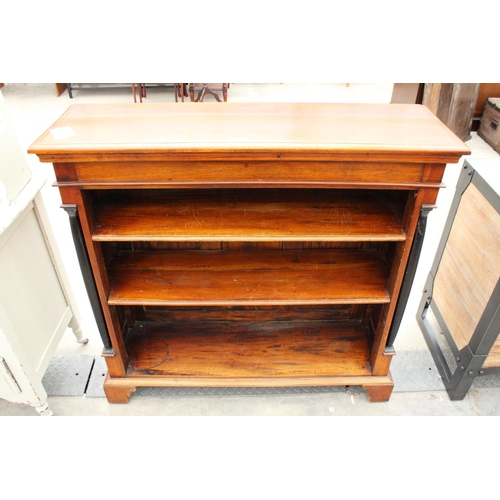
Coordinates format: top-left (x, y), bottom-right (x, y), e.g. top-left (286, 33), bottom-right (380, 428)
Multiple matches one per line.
top-left (29, 102), bottom-right (470, 161)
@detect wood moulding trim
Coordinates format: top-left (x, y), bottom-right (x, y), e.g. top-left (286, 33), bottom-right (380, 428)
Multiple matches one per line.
top-left (34, 151), bottom-right (467, 164)
top-left (105, 375), bottom-right (394, 388)
top-left (53, 181), bottom-right (447, 190)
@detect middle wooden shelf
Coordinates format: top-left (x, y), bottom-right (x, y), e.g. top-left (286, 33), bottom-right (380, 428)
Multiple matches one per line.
top-left (106, 249), bottom-right (391, 306)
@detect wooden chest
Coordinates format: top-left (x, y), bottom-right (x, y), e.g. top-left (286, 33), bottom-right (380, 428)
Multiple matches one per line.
top-left (28, 103), bottom-right (469, 404)
top-left (478, 97), bottom-right (500, 153)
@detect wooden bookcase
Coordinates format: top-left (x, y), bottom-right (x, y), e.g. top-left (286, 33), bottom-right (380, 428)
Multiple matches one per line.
top-left (28, 103), bottom-right (469, 403)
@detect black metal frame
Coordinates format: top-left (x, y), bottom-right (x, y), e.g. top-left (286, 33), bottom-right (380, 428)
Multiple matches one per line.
top-left (62, 205), bottom-right (114, 355)
top-left (417, 160), bottom-right (500, 400)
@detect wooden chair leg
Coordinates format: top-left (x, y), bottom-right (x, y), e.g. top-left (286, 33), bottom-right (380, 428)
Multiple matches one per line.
top-left (189, 84), bottom-right (226, 102)
top-left (175, 83), bottom-right (185, 102)
top-left (132, 84), bottom-right (145, 103)
top-left (195, 84), bottom-right (207, 102)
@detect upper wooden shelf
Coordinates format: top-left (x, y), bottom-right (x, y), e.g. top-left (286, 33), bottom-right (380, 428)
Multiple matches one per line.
top-left (28, 102), bottom-right (470, 163)
top-left (107, 249), bottom-right (390, 306)
top-left (92, 189), bottom-right (406, 242)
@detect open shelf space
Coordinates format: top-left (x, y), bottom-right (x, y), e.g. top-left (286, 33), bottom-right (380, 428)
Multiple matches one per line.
top-left (108, 249), bottom-right (391, 306)
top-left (124, 319), bottom-right (373, 379)
top-left (91, 189), bottom-right (406, 242)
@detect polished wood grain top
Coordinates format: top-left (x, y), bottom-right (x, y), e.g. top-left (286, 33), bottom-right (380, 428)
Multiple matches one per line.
top-left (29, 102), bottom-right (470, 161)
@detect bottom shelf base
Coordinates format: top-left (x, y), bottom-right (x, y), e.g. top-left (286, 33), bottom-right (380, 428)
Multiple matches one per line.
top-left (102, 319), bottom-right (395, 403)
top-left (103, 373), bottom-right (395, 403)
top-left (125, 319), bottom-right (374, 378)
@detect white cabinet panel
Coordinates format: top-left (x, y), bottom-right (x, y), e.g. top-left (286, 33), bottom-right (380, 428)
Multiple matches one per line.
top-left (0, 208), bottom-right (69, 372)
top-left (0, 92), bottom-right (87, 415)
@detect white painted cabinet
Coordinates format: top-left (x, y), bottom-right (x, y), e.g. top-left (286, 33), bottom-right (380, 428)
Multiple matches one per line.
top-left (0, 178), bottom-right (87, 415)
top-left (0, 90), bottom-right (86, 415)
